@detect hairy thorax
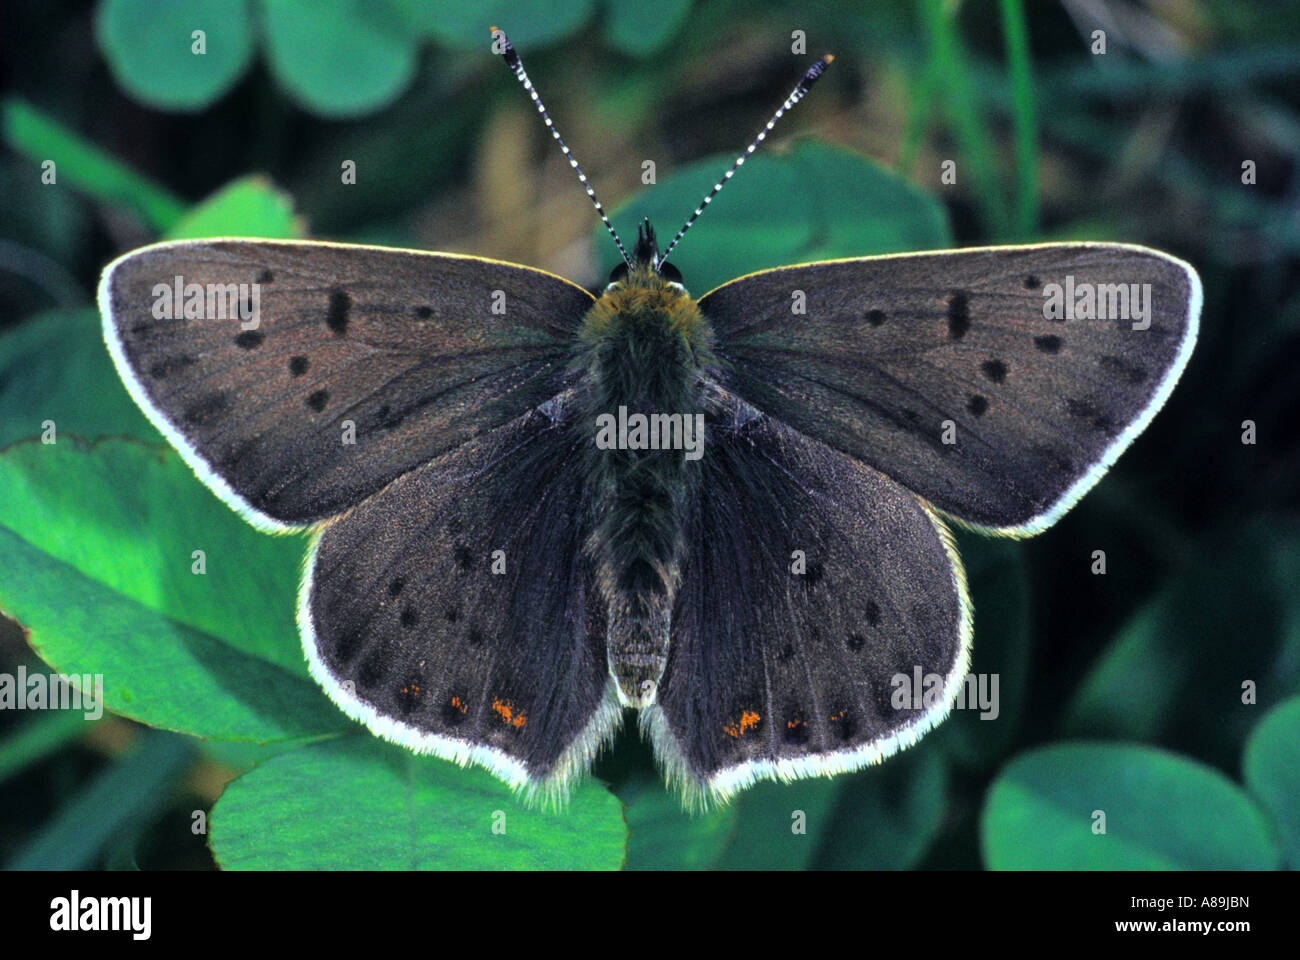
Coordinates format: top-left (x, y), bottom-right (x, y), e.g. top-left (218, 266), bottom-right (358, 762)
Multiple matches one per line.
top-left (574, 267), bottom-right (716, 706)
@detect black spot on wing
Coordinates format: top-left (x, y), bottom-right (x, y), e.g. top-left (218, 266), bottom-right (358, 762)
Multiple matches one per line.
top-left (357, 650), bottom-right (386, 689)
top-left (1099, 354), bottom-right (1148, 384)
top-left (400, 605), bottom-right (419, 628)
top-left (981, 359), bottom-right (1008, 383)
top-left (415, 306), bottom-right (433, 319)
top-left (1033, 334), bottom-right (1062, 353)
top-left (326, 289), bottom-right (351, 335)
top-left (830, 707), bottom-right (857, 741)
top-left (234, 330), bottom-right (264, 349)
top-left (334, 626), bottom-right (364, 664)
top-left (1024, 275), bottom-right (1041, 290)
top-left (306, 389), bottom-right (329, 412)
top-left (258, 269), bottom-right (275, 283)
top-left (395, 674), bottom-right (422, 716)
top-left (947, 292), bottom-right (971, 340)
top-left (865, 601), bottom-right (882, 626)
top-left (185, 393), bottom-right (228, 425)
top-left (288, 355), bottom-right (309, 376)
top-left (442, 693), bottom-right (469, 726)
top-left (966, 395), bottom-right (989, 417)
top-left (376, 404), bottom-right (405, 429)
top-left (1066, 397), bottom-right (1117, 434)
top-left (150, 355), bottom-right (196, 380)
top-left (865, 309), bottom-right (886, 327)
top-left (782, 709), bottom-right (809, 745)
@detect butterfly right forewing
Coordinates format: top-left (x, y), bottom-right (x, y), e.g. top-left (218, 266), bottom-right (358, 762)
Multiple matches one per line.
top-left (700, 243), bottom-right (1199, 535)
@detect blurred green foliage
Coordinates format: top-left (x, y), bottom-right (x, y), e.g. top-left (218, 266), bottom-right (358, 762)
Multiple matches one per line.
top-left (0, 0), bottom-right (1297, 870)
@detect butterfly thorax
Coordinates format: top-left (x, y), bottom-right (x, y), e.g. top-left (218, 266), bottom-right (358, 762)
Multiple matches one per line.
top-left (574, 265), bottom-right (715, 707)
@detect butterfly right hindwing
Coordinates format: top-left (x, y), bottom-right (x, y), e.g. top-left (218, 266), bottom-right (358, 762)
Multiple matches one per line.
top-left (645, 401), bottom-right (971, 803)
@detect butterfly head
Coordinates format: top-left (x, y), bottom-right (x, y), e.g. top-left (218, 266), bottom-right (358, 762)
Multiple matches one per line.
top-left (606, 219), bottom-right (685, 291)
top-left (585, 219), bottom-right (711, 357)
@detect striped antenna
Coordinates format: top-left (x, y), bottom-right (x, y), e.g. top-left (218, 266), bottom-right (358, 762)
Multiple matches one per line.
top-left (660, 54), bottom-right (834, 266)
top-left (491, 27), bottom-right (631, 268)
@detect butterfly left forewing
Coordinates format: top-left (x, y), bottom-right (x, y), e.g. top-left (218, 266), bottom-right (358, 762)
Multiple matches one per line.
top-left (699, 243), bottom-right (1199, 534)
top-left (101, 239), bottom-right (594, 529)
top-left (302, 403), bottom-right (620, 801)
top-left (644, 402), bottom-right (970, 804)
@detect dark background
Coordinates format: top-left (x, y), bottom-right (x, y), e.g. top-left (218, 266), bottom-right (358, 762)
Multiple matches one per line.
top-left (1, 0), bottom-right (1297, 870)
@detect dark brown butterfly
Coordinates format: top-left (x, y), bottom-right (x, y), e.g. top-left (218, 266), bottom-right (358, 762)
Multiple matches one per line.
top-left (100, 31), bottom-right (1199, 804)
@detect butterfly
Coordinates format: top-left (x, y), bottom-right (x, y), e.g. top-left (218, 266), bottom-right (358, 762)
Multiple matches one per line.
top-left (99, 30), bottom-right (1199, 806)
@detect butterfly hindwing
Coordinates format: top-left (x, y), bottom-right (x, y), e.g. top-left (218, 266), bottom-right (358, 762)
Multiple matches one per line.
top-left (301, 403), bottom-right (620, 799)
top-left (100, 239), bottom-right (594, 529)
top-left (699, 243), bottom-right (1200, 534)
top-left (644, 402), bottom-right (970, 803)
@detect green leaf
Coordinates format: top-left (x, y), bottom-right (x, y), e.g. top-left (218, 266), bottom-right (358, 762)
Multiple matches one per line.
top-left (261, 0), bottom-right (422, 118)
top-left (210, 737), bottom-right (628, 869)
top-left (1243, 697), bottom-right (1300, 869)
top-left (605, 0), bottom-right (692, 58)
top-left (96, 0), bottom-right (254, 111)
top-left (0, 309), bottom-right (160, 448)
top-left (1064, 519), bottom-right (1300, 767)
top-left (0, 710), bottom-right (94, 786)
top-left (424, 0), bottom-right (596, 49)
top-left (0, 439), bottom-right (345, 741)
top-left (981, 743), bottom-right (1280, 870)
top-left (934, 535), bottom-right (1030, 767)
top-left (1, 98), bottom-right (186, 232)
top-left (616, 771), bottom-right (737, 870)
top-left (711, 776), bottom-right (842, 869)
top-left (6, 729), bottom-right (195, 869)
top-left (164, 176), bottom-right (304, 241)
top-left (813, 746), bottom-right (949, 869)
top-left (600, 140), bottom-right (952, 296)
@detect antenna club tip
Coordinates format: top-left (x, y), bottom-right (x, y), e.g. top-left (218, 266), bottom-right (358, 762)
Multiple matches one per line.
top-left (489, 25), bottom-right (500, 33)
top-left (823, 54), bottom-right (834, 64)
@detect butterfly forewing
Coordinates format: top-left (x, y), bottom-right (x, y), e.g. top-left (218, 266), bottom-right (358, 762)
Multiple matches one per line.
top-left (302, 405), bottom-right (620, 799)
top-left (699, 243), bottom-right (1200, 534)
top-left (100, 239), bottom-right (594, 529)
top-left (646, 405), bottom-right (970, 803)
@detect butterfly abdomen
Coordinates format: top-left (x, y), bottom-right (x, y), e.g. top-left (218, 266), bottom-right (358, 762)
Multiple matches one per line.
top-left (576, 270), bottom-right (714, 706)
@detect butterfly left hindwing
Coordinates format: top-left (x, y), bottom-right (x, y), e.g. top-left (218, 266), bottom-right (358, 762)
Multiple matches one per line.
top-left (302, 403), bottom-right (621, 799)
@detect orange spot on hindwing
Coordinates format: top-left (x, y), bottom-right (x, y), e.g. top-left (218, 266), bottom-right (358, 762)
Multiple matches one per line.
top-left (492, 698), bottom-right (527, 729)
top-left (723, 709), bottom-right (761, 738)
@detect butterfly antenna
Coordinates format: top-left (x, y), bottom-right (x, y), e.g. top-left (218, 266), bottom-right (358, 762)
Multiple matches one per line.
top-left (491, 26), bottom-right (632, 268)
top-left (660, 54), bottom-right (834, 266)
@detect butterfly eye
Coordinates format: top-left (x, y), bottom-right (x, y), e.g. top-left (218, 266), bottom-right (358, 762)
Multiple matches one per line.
top-left (608, 263), bottom-right (629, 284)
top-left (658, 261), bottom-right (683, 284)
